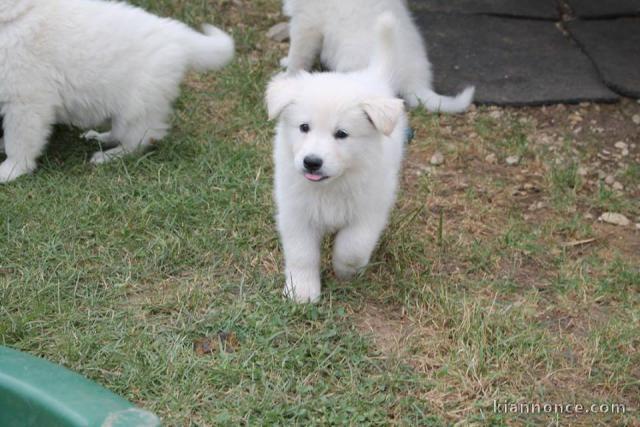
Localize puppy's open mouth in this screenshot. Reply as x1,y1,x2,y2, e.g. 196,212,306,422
304,173,330,182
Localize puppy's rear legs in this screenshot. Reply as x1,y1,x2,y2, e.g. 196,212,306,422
81,130,119,148
280,217,322,303
0,104,53,183
90,118,168,165
284,23,323,73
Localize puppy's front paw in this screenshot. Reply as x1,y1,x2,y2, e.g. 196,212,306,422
333,258,366,281
283,281,320,304
279,56,289,69
0,159,35,183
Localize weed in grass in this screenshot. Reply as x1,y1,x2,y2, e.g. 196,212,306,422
549,161,581,208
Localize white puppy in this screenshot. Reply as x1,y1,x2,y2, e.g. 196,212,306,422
282,0,474,113
267,13,408,303
0,0,234,183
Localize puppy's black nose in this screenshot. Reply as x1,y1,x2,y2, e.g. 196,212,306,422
303,155,323,172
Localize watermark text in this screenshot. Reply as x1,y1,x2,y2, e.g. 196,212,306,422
493,400,626,415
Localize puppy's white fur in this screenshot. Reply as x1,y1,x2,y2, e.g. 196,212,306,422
282,0,474,113
267,14,407,303
0,0,234,183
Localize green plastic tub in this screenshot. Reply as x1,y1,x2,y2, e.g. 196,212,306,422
0,346,160,427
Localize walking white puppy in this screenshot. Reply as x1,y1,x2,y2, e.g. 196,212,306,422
0,0,234,183
267,13,408,303
282,0,474,113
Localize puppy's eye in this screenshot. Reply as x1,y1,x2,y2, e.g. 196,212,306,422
299,123,310,133
334,130,349,139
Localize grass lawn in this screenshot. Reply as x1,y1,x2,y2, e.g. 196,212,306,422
1,0,638,425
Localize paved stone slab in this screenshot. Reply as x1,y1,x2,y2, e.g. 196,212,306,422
410,0,559,20
409,0,560,20
567,18,640,98
413,12,619,105
565,0,640,18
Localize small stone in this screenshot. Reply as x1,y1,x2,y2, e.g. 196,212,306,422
613,182,624,191
577,167,588,176
489,110,502,119
598,212,631,227
584,213,594,220
605,175,615,185
430,151,444,166
633,114,640,125
614,141,628,150
506,155,520,166
485,153,497,164
636,223,640,231
621,149,629,157
267,22,290,42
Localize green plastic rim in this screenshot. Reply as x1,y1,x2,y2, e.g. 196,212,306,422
0,346,160,427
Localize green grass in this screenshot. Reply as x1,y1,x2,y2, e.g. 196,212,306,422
1,1,639,425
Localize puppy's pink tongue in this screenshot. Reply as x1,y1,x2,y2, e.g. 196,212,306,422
304,173,324,182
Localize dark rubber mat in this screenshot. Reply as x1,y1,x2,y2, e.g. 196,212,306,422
413,13,619,105
565,0,640,18
567,18,640,97
409,0,559,20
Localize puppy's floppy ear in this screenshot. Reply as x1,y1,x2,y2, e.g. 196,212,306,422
361,98,405,136
266,73,299,120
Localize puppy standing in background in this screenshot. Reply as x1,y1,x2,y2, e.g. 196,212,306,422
267,13,407,303
0,0,234,183
282,0,475,113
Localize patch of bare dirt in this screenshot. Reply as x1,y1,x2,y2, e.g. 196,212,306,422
404,99,640,267
353,304,415,358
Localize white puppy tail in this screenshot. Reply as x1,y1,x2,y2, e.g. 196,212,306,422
187,24,235,72
416,86,475,114
369,12,397,82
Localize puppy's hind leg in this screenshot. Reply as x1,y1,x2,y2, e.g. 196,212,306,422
81,130,119,149
0,103,53,183
90,116,168,165
283,22,323,73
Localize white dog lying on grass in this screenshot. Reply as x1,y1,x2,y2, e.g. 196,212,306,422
0,0,234,183
282,0,474,114
267,13,408,303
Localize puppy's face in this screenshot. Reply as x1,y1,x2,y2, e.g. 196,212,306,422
267,73,404,183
